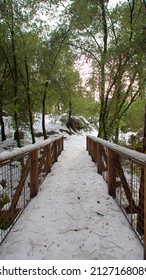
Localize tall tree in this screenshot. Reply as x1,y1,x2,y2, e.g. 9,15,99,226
0,27,8,141
61,0,145,141
0,0,60,144
0,1,22,146
18,31,42,143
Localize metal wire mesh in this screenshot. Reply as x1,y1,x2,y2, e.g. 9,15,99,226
0,136,64,244
86,135,145,248
114,157,144,244
38,146,48,185
0,155,30,244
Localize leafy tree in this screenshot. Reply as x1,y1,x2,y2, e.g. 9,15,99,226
121,98,145,133
38,28,72,139
17,31,43,143
0,0,61,144
1,0,145,144
0,0,35,145
59,0,145,141
37,26,86,135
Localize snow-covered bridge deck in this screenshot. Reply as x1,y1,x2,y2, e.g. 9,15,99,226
0,134,143,259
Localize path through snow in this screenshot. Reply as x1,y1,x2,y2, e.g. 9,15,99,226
0,134,143,259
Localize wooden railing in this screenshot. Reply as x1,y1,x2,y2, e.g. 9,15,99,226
86,135,146,260
0,136,64,244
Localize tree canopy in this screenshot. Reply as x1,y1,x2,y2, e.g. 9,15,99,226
0,0,145,145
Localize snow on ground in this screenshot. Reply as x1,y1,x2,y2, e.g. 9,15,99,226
0,114,95,153
0,133,143,260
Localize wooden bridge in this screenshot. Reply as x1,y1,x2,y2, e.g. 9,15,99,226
0,135,145,259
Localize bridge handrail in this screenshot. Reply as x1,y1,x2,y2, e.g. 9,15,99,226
0,136,61,163
87,135,146,260
0,135,64,244
88,135,146,165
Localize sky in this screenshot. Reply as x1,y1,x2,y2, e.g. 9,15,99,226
108,0,126,7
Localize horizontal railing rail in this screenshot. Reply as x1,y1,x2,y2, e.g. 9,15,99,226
0,136,64,244
86,135,146,260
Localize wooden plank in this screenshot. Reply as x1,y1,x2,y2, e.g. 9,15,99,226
0,208,21,230
97,143,102,174
46,143,51,173
56,139,59,157
108,149,116,197
58,137,63,155
30,150,38,198
91,139,93,159
61,136,64,152
58,138,61,156
92,141,97,163
96,143,107,174
86,136,89,151
88,138,92,156
10,155,31,210
116,156,138,213
137,168,144,236
53,140,58,163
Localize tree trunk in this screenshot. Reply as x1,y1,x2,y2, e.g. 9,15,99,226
68,100,72,124
10,3,21,147
0,85,6,141
66,101,72,130
14,112,21,147
42,91,47,140
25,61,35,144
98,1,108,139
42,81,48,140
0,109,6,141
29,104,35,144
114,123,120,144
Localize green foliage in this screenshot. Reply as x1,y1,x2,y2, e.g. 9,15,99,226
64,0,146,141
121,99,145,133
69,0,101,29
1,0,145,144
0,194,10,210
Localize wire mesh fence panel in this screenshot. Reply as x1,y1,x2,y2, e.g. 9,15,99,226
113,157,144,244
86,135,146,258
0,154,30,244
0,136,64,244
38,146,48,186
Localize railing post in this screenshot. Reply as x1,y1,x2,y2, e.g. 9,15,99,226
144,166,146,260
92,141,97,163
61,136,64,152
57,139,60,159
54,140,58,163
46,143,51,174
59,137,64,154
86,136,89,151
30,149,38,198
89,139,93,159
97,143,103,175
88,137,91,156
58,138,61,156
107,149,116,197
